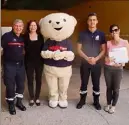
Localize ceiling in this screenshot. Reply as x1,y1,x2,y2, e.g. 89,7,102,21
2,0,86,10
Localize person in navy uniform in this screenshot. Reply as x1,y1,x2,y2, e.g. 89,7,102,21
1,19,26,115
76,13,106,110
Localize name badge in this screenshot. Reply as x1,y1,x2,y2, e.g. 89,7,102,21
13,38,17,41
95,35,99,40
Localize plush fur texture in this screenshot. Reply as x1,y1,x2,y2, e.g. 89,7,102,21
39,13,77,41
41,50,75,61
40,13,77,108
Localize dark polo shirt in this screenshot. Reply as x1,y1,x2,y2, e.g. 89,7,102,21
78,29,106,63
1,31,24,62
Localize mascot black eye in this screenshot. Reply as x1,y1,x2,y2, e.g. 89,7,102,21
63,19,66,22
49,20,52,23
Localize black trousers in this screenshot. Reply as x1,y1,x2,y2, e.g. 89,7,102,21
4,61,25,101
104,65,123,106
25,61,43,100
80,62,101,95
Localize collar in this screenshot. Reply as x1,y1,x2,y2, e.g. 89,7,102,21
11,31,22,38
87,29,98,34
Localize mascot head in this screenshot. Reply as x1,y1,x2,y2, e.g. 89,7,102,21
39,13,77,41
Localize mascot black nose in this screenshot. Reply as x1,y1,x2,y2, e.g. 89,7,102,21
56,22,60,24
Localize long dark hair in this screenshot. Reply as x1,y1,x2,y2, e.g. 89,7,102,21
25,20,40,34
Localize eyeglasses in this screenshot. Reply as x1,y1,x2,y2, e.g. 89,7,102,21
110,28,119,33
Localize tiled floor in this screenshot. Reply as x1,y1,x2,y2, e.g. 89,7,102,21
1,67,129,125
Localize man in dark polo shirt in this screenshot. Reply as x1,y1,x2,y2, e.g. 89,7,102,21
1,19,26,115
76,13,106,110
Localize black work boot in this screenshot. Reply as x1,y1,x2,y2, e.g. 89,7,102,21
7,100,16,115
93,93,101,110
76,93,87,109
16,98,26,111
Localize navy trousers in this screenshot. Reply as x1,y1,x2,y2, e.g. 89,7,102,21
80,62,101,96
4,61,25,101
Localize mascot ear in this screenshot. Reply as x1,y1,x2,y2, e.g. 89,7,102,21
70,16,77,26
39,18,43,27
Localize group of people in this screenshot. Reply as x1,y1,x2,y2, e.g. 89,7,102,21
1,12,129,115
76,13,129,114
1,19,44,115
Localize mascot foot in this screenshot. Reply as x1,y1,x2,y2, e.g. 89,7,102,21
49,100,58,108
59,100,68,108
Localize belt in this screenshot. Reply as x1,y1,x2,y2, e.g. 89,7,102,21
4,60,24,65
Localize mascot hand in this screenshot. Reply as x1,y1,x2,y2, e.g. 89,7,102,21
64,51,75,61
41,50,54,59
53,50,65,60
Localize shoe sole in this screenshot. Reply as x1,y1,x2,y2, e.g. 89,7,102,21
58,105,67,109
108,111,115,114
29,103,34,106
10,113,16,115
76,106,84,109
16,106,26,111
36,103,41,106
48,105,58,109
76,103,85,109
104,109,109,112
9,111,16,115
93,104,101,110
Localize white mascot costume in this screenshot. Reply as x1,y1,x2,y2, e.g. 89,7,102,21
40,13,77,108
